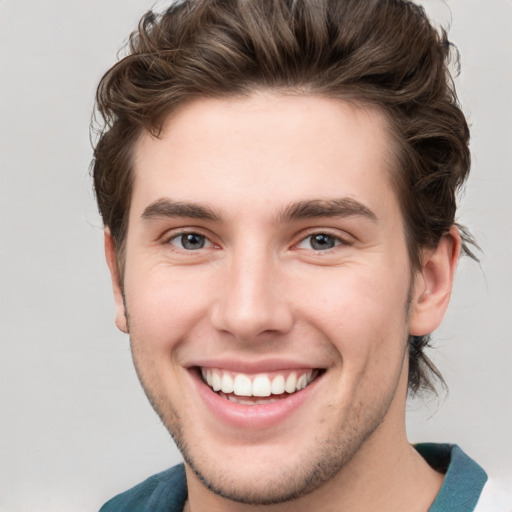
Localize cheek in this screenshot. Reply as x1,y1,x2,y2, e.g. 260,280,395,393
124,264,213,351
295,264,410,368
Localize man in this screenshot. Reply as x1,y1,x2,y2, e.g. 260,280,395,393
93,0,487,510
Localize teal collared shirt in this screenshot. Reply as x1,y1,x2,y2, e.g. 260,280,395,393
99,443,487,511
415,443,487,511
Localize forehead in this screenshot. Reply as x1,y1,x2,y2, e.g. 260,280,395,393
130,93,398,222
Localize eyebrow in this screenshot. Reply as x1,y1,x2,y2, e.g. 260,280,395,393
141,197,377,224
141,199,222,222
279,198,377,223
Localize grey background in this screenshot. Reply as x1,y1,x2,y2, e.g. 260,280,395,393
1,1,511,510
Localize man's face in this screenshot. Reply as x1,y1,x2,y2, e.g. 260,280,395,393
113,94,421,504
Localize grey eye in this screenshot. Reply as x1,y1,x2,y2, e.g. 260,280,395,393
171,233,207,250
309,233,336,250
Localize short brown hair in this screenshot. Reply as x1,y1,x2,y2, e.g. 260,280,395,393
92,0,476,395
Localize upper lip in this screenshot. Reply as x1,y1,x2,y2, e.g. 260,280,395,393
186,358,324,374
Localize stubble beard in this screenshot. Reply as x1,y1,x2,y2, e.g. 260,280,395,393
124,281,412,506
130,338,407,506
178,399,397,506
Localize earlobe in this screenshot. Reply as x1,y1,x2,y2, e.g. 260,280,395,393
104,229,129,334
409,225,461,336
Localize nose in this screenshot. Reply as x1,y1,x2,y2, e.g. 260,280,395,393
210,249,294,342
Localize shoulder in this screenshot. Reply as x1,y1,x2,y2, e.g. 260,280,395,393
99,463,187,512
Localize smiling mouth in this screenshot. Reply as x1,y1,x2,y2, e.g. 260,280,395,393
200,368,322,405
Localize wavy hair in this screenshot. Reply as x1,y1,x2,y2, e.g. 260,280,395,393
92,0,477,395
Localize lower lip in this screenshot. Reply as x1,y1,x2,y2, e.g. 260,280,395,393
191,370,321,430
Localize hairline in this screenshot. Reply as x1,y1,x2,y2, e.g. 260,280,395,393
112,89,423,280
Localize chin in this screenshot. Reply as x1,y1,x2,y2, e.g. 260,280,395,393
184,453,338,505
174,411,381,506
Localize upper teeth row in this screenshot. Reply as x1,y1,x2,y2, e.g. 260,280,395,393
201,369,316,397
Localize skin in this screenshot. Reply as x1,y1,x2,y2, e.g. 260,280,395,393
105,93,460,511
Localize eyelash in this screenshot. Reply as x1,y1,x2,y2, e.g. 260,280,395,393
296,231,348,251
164,229,350,253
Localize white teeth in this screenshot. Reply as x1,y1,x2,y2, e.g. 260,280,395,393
296,374,307,390
202,368,318,398
252,375,272,397
222,393,278,405
221,373,234,393
233,374,252,396
229,395,255,405
271,375,285,395
285,373,297,393
211,371,222,392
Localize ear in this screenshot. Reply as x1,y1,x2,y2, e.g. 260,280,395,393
409,225,461,336
104,229,129,334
